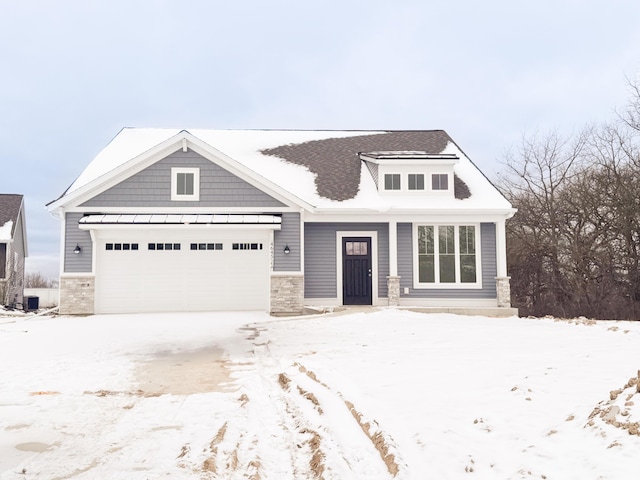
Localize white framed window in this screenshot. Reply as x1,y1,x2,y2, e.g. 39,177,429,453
171,167,200,201
431,173,449,191
408,173,425,190
384,173,401,190
413,224,481,288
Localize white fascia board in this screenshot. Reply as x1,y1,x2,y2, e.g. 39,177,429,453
184,133,316,213
304,209,516,223
366,158,460,167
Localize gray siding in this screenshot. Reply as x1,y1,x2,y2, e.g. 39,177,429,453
81,150,285,208
64,212,92,273
0,215,26,306
273,212,301,271
363,161,379,189
304,223,389,299
397,222,497,299
0,243,5,279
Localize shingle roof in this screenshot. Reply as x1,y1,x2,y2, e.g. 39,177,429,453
261,130,452,201
0,194,23,236
50,128,512,213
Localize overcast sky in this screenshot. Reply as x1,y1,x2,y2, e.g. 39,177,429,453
1,0,639,279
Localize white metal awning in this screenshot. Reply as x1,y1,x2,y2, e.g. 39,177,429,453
78,213,282,228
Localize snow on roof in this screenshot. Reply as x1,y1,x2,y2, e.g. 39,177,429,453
0,220,13,241
61,128,512,213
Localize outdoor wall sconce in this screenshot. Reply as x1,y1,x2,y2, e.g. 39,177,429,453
284,245,290,254
73,244,82,254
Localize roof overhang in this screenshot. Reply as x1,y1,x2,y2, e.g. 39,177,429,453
359,151,460,166
78,213,282,230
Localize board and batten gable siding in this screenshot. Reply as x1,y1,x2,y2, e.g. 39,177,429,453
397,222,497,298
273,212,300,272
304,223,389,299
64,212,92,273
81,150,285,208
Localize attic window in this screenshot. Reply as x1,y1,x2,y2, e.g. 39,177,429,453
171,167,200,201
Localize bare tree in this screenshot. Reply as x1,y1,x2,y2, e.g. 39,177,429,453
620,77,640,133
24,272,56,288
498,129,590,316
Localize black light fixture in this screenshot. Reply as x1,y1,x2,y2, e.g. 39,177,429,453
283,245,290,254
73,244,82,254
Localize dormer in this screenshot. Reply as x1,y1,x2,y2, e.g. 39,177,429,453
359,151,460,196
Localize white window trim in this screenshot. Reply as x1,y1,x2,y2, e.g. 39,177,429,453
412,223,482,289
171,167,200,201
430,173,450,192
383,173,401,191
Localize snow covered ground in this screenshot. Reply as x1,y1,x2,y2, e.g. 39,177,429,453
1,309,639,479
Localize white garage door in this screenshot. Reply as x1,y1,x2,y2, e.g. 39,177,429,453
94,229,271,313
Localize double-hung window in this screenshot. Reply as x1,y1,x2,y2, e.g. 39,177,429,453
415,224,479,286
171,167,200,201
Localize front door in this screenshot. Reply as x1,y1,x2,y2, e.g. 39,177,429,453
342,237,372,305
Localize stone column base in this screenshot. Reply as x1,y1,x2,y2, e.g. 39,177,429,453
59,275,95,315
270,273,304,316
387,276,401,306
496,276,512,308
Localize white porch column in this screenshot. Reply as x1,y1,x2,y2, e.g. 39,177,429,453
496,218,507,277
389,220,398,276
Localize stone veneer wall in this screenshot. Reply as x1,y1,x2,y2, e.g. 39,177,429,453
387,276,400,306
270,273,304,316
496,276,512,308
59,276,95,315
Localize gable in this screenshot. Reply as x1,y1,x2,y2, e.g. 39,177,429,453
81,149,286,208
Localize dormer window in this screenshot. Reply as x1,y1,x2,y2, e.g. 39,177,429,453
432,174,448,191
408,174,425,190
359,151,459,195
171,167,200,201
384,174,401,190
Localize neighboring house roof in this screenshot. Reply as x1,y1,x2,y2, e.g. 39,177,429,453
50,129,513,214
0,194,24,241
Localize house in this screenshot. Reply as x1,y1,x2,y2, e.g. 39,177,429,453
47,128,517,316
0,194,28,308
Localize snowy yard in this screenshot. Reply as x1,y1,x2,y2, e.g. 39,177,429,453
1,309,639,479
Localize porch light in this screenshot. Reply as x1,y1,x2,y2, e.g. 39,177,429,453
284,245,290,254
74,244,82,254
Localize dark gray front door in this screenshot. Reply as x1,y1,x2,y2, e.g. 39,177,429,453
342,237,372,305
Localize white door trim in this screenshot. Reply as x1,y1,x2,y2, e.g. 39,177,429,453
336,231,379,306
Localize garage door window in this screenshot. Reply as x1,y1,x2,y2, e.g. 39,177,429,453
190,243,223,251
232,243,263,250
148,243,181,251
106,243,138,251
